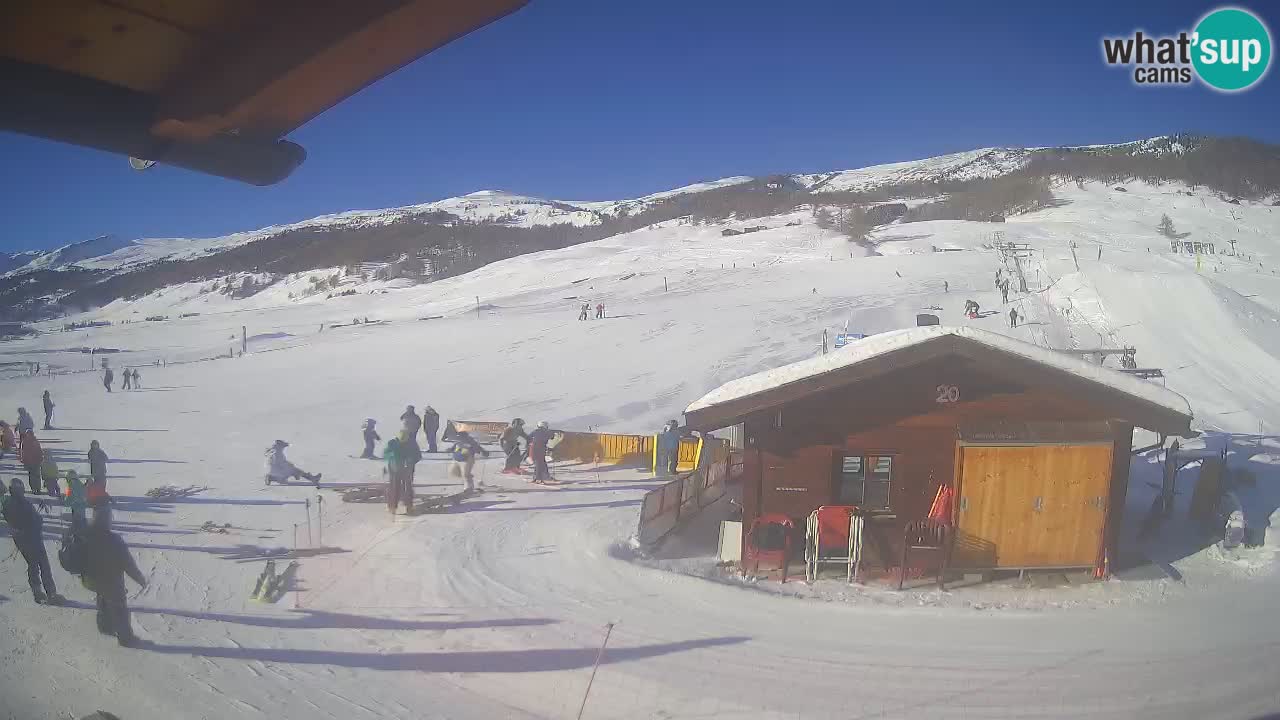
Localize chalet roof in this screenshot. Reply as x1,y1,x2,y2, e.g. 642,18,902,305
684,326,1193,435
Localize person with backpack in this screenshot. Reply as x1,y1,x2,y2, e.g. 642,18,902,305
361,419,380,459
499,418,528,475
422,406,441,453
88,439,109,488
3,479,62,605
42,390,54,430
83,505,147,647
382,435,408,514
19,429,44,494
449,431,489,492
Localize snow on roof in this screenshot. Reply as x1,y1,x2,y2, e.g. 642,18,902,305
685,325,1192,420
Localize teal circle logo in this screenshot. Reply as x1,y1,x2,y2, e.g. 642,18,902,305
1192,8,1272,91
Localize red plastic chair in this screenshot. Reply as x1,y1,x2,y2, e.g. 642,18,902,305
744,513,795,582
804,505,857,582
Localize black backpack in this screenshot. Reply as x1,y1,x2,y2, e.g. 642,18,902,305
58,528,88,575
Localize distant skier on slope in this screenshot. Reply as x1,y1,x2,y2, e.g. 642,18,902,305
499,418,528,475
2,479,62,605
102,366,113,393
1009,307,1020,328
263,440,321,486
578,303,590,321
422,405,440,453
121,368,132,390
84,505,147,647
1001,280,1009,304
361,419,380,459
41,390,54,430
449,431,489,492
132,368,142,388
595,302,605,319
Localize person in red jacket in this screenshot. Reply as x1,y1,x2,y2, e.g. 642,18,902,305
18,429,43,494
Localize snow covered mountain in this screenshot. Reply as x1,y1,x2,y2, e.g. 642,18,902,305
3,134,1277,321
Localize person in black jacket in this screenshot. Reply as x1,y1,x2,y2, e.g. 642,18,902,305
422,406,440,453
400,405,422,437
360,419,380,459
499,418,528,474
527,422,556,484
41,390,54,430
85,505,147,647
2,479,61,604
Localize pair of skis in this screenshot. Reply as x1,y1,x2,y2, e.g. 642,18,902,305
250,559,298,603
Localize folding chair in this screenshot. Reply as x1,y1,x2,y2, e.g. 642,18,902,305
898,520,951,591
804,505,856,582
744,513,795,582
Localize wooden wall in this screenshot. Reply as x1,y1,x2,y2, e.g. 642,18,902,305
739,352,1138,576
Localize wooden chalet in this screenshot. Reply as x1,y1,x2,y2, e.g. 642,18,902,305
683,326,1193,579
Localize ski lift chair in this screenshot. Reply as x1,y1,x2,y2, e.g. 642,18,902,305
898,519,952,591
804,505,857,583
745,513,796,582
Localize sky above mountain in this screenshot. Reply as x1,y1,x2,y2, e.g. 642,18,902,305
2,0,1278,252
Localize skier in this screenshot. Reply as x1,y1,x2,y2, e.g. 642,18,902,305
121,368,132,390
132,368,142,389
88,439,109,488
399,428,423,488
422,405,440,453
1009,307,1019,328
527,421,558,484
449,431,489,492
656,421,681,476
102,366,113,392
64,469,88,530
2,479,62,605
578,303,589,321
16,406,34,435
595,302,605,319
400,405,422,437
41,390,54,430
1001,281,1009,304
41,452,61,498
0,420,14,459
382,434,409,514
263,440,321,485
84,505,147,647
943,280,949,293
361,419,380,459
499,418,529,474
19,429,44,494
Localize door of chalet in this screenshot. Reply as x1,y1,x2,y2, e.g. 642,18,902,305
953,445,1112,569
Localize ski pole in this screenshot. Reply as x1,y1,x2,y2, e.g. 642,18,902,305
577,622,615,720
305,499,313,546
293,524,298,554
316,495,324,546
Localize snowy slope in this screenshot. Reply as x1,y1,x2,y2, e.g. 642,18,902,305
795,147,1031,193
3,175,1280,717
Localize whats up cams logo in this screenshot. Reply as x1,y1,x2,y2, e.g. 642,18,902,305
1103,7,1272,91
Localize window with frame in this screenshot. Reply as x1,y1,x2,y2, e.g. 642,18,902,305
835,454,893,511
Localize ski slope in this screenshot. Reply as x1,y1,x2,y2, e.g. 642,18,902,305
2,180,1280,719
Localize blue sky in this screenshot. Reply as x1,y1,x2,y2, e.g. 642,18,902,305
2,0,1277,252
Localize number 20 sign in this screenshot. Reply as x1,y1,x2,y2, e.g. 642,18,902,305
935,384,960,403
